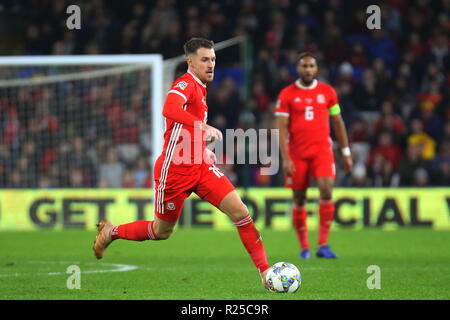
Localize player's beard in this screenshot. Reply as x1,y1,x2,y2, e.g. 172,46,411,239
206,71,214,82
301,76,314,86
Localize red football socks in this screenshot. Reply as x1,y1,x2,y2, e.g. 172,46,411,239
318,200,335,246
234,214,270,273
292,204,309,249
111,220,158,241
109,215,271,274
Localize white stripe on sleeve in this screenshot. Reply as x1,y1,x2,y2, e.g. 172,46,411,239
168,90,187,103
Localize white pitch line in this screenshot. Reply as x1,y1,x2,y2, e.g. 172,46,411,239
0,261,138,278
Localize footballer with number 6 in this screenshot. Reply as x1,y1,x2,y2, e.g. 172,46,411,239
275,53,353,259
93,38,271,287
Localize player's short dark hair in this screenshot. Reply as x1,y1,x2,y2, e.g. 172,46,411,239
298,52,318,64
184,38,214,56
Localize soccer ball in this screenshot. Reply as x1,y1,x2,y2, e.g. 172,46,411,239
265,262,301,293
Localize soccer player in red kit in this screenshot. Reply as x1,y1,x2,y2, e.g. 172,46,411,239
275,53,353,259
93,38,271,286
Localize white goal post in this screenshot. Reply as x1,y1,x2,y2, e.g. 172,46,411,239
0,54,164,173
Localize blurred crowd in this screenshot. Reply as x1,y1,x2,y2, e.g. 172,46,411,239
0,0,449,188
0,67,154,188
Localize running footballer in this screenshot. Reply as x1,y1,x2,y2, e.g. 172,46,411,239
93,38,271,286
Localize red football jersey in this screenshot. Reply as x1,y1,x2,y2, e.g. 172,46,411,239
163,71,208,166
275,79,338,157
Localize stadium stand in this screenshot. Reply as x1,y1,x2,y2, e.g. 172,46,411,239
0,0,448,188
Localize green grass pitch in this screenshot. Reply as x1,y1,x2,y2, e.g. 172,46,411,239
0,228,449,300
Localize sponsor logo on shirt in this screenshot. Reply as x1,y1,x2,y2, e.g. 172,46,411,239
175,81,188,90
305,98,313,103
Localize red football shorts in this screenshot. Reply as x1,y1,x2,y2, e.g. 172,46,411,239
285,146,336,190
154,159,235,223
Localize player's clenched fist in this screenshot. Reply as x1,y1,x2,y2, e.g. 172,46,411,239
342,155,353,174
199,122,223,142
283,157,296,176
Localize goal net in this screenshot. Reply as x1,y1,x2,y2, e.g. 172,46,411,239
0,55,163,188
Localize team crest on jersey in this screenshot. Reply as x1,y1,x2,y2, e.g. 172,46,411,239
167,202,176,210
175,81,188,90
317,94,325,103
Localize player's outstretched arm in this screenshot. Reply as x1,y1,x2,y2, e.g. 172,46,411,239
331,114,353,174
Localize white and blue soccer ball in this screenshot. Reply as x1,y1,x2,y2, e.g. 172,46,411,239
265,262,301,293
